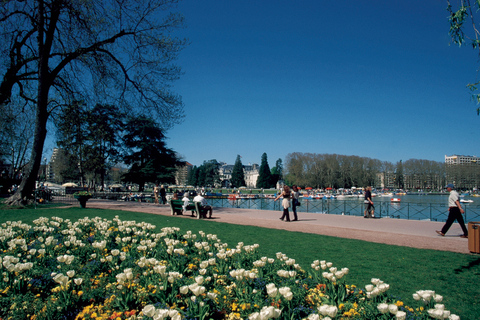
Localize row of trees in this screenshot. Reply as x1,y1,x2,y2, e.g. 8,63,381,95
283,152,459,190
185,153,283,189
53,103,183,191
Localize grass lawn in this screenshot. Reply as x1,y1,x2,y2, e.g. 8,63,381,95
0,203,479,319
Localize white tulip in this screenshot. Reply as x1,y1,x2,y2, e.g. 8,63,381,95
326,305,337,317
307,314,320,320
377,303,389,314
179,285,188,295
395,310,406,320
142,304,156,317
388,304,398,315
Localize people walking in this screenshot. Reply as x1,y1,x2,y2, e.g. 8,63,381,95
291,185,300,221
436,184,468,238
160,185,167,204
364,186,375,218
153,184,160,204
274,185,292,222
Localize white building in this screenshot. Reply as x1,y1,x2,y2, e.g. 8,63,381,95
445,154,480,165
219,163,259,188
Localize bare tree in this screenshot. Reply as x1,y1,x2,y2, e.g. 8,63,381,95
0,0,186,205
0,99,35,179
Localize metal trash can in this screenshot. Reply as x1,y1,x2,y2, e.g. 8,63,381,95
468,222,480,253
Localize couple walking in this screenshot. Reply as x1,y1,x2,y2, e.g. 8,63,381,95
274,185,300,222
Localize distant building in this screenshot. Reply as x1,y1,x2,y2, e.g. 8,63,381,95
46,148,60,181
445,155,480,189
219,163,259,188
244,163,259,188
445,154,480,165
175,162,193,186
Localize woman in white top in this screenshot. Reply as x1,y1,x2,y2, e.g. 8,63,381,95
274,185,292,222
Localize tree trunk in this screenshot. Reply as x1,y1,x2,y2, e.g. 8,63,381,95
5,0,51,207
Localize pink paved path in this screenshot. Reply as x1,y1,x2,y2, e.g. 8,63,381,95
85,199,475,254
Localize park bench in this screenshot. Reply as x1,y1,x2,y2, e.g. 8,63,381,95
169,199,209,219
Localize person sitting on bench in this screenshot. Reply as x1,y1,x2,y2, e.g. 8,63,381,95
193,193,213,218
182,193,192,215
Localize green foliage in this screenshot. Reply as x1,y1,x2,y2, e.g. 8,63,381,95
83,104,124,187
187,165,199,186
55,103,124,186
256,153,274,188
122,116,183,190
231,155,246,188
447,0,480,111
270,158,283,186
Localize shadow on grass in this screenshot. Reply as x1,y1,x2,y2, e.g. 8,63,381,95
454,257,480,274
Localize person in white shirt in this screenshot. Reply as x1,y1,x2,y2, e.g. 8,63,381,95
182,193,192,215
193,194,213,218
436,184,468,238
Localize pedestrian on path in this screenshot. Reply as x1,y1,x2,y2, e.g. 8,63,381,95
275,185,292,222
364,186,375,218
291,185,300,221
153,184,160,204
436,184,468,238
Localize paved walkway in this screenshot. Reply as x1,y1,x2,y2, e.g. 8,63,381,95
84,199,475,254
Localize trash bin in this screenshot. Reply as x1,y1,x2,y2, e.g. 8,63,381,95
468,222,480,253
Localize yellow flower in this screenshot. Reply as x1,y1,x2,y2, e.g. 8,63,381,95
395,300,404,307
240,303,250,310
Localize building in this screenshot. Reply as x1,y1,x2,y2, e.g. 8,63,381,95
445,154,480,190
218,163,259,188
46,148,60,182
244,163,260,188
175,162,193,186
445,154,480,165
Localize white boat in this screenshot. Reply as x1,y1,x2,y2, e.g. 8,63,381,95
460,199,474,203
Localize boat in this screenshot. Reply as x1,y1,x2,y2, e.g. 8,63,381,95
460,199,474,203
390,198,401,203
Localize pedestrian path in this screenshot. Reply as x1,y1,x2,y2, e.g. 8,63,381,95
86,199,473,254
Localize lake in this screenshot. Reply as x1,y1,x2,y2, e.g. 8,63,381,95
206,194,480,223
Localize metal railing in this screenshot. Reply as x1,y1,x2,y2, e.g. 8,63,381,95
204,198,480,223
48,191,480,223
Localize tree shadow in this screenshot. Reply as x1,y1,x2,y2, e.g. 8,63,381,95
454,256,480,274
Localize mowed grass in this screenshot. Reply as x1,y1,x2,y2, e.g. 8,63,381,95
0,203,479,319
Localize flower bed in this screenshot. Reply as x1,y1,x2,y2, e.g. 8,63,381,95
0,216,459,320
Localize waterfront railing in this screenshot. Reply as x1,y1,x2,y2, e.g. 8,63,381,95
48,191,480,223
206,197,480,223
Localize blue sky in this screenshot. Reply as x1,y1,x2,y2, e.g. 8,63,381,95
164,0,479,167
165,0,480,168
41,1,478,168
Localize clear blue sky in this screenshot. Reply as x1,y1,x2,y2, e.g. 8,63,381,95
38,1,476,168
164,0,479,168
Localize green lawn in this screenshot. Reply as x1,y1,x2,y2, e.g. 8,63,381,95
1,203,479,319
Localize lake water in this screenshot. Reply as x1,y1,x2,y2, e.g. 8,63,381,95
206,194,480,223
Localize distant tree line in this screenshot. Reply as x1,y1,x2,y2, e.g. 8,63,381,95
186,153,283,189
283,152,461,190
54,102,183,191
